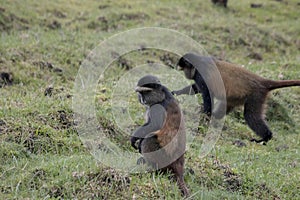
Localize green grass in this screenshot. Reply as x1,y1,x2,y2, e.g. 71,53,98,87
1,0,300,199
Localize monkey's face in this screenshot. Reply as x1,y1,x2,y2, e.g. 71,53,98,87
177,58,196,79
136,84,166,106
135,75,167,106
183,66,196,80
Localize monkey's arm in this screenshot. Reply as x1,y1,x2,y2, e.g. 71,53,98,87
131,104,166,149
172,84,202,95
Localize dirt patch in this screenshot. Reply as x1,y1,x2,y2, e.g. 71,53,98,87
49,110,74,130
117,12,149,21
69,168,131,199
47,20,61,29
0,119,6,134
33,61,54,70
97,116,130,149
251,3,263,8
48,9,67,18
29,168,48,189
98,4,110,9
275,144,289,152
223,168,243,192
22,130,52,154
87,169,130,185
212,160,243,192
48,186,64,199
211,0,228,7
88,12,149,31
98,16,109,27
57,110,72,128
1,122,56,154
159,53,179,68
0,119,5,126
0,7,29,32
117,57,133,70
255,183,281,200
87,16,117,31
247,52,263,60
110,51,134,70
44,86,70,98
211,159,281,198
32,61,63,73
0,72,13,87
44,86,54,96
1,110,76,154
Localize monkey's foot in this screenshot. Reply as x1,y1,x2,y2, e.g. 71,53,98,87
250,138,267,145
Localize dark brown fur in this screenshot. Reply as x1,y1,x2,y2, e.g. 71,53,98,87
214,60,300,113
174,53,300,143
211,0,228,7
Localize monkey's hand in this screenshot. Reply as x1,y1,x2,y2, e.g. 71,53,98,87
131,104,165,150
130,136,140,150
171,84,200,96
171,90,180,95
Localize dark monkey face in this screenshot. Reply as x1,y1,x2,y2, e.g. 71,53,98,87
177,57,196,80
137,88,166,106
135,75,166,106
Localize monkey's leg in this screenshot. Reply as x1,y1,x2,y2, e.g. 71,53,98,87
170,155,190,197
138,139,144,153
211,100,227,119
136,139,147,165
244,94,273,143
172,84,201,95
202,88,213,115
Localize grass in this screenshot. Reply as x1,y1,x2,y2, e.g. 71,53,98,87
0,0,299,199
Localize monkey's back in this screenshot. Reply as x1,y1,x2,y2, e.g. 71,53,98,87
215,60,267,102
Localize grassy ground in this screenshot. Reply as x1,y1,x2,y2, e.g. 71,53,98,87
0,0,299,199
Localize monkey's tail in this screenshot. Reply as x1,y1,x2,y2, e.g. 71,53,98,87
266,80,300,91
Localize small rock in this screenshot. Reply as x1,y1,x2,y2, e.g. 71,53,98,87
48,20,61,29
233,140,246,147
0,72,13,87
275,144,289,152
44,86,54,96
0,119,6,126
251,3,263,8
53,67,63,73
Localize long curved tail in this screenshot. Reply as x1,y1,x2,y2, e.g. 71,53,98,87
266,80,300,90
